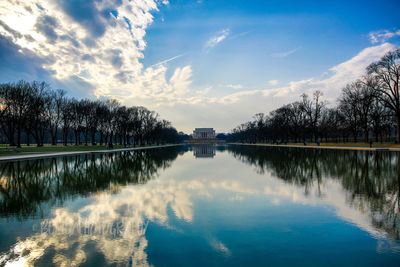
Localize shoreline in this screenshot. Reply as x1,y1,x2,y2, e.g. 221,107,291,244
228,143,400,151
0,144,182,162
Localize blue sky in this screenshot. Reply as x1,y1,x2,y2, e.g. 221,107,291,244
0,0,399,132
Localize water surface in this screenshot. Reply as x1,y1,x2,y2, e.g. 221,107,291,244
0,145,399,266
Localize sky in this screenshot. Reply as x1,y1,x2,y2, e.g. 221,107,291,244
0,0,399,133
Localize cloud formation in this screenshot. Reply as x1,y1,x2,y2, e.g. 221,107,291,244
0,0,194,101
368,29,400,44
205,28,230,51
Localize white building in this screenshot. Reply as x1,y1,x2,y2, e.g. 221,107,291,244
192,128,215,139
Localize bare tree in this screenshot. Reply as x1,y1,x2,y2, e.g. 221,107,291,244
47,89,66,145
105,99,120,148
0,81,31,147
367,49,400,142
28,81,51,147
61,98,74,146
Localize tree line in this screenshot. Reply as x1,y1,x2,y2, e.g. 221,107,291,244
0,80,187,147
228,49,400,143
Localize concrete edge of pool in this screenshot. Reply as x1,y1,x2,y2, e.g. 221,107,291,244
0,144,184,162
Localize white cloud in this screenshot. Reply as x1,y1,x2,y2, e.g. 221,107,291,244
0,0,190,101
169,66,192,95
205,28,230,51
268,80,279,85
271,47,300,57
226,43,394,104
368,29,400,44
227,84,243,89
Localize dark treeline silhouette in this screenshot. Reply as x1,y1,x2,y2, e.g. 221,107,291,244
0,146,186,219
228,145,400,240
0,80,188,147
229,49,400,143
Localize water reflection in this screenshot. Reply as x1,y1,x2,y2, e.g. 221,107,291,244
192,144,216,158
228,145,400,240
0,147,186,266
0,145,399,266
0,147,185,219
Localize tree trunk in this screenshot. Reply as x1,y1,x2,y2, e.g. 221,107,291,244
397,116,400,143
74,130,78,145
40,128,45,147
85,130,88,146
7,122,16,146
104,134,109,146
51,128,57,145
63,127,69,146
16,125,22,148
33,129,40,147
26,130,30,146
108,132,113,148
91,131,96,145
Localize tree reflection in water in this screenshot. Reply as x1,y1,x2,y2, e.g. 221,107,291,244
228,145,400,240
0,147,186,266
0,145,399,265
0,146,185,219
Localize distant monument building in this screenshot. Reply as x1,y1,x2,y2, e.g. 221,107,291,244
185,127,223,144
192,128,215,139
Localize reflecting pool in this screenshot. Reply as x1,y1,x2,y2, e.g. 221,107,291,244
0,145,399,266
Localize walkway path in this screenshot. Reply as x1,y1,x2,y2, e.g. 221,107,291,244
0,144,182,162
229,143,400,151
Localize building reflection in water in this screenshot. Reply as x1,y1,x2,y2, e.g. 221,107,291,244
192,144,216,158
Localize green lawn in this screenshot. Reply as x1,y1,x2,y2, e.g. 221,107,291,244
287,142,400,148
231,142,400,149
